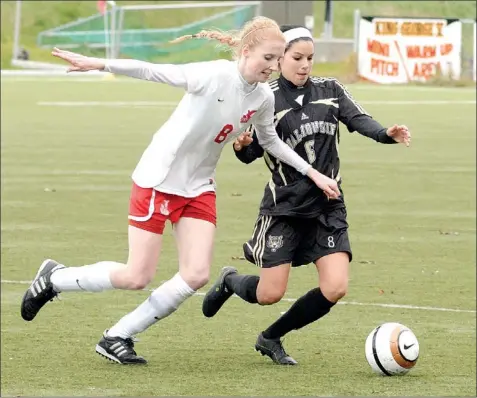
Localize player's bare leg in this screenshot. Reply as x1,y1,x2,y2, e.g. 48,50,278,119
174,217,215,290
109,226,163,289
96,218,215,364
256,264,290,305
316,252,349,303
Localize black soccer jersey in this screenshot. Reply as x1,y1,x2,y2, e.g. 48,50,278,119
235,75,396,218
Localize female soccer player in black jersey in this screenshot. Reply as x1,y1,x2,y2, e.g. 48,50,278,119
202,25,411,365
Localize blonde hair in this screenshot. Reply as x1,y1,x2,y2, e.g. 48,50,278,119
169,16,285,58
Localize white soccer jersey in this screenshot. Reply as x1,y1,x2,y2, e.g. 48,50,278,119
104,58,311,197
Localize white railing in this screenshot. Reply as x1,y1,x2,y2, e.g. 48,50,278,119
10,1,262,69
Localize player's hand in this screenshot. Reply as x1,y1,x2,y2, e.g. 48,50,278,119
233,130,254,151
307,168,341,200
52,47,105,72
387,124,411,147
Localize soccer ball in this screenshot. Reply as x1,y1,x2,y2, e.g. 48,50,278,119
365,322,419,376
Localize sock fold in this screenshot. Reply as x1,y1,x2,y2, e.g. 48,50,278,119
107,273,195,339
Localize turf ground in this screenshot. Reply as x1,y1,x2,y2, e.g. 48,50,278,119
1,76,476,396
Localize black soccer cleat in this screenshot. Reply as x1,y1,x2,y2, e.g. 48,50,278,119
95,330,147,365
202,266,237,318
21,259,65,321
255,333,298,365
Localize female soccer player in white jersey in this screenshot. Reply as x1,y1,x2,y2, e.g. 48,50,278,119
20,17,342,365
202,25,411,365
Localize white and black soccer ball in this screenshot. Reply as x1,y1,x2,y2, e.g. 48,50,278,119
365,322,419,376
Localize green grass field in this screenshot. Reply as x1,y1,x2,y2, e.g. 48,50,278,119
1,76,476,396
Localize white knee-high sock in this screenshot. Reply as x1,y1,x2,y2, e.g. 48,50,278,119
107,273,195,339
50,261,124,292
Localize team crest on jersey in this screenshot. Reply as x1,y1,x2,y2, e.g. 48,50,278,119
267,235,284,252
240,110,257,123
160,200,170,216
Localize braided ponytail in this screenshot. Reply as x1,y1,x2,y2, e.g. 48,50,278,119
170,16,284,58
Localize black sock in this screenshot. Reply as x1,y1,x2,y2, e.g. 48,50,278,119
262,288,335,340
224,274,259,304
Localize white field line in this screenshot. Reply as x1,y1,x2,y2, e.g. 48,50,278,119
348,85,477,92
37,101,177,107
37,100,476,107
2,78,141,83
360,100,475,105
2,279,475,314
3,77,476,91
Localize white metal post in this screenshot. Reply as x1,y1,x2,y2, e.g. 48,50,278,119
12,0,22,62
116,7,125,59
353,9,361,53
473,21,476,82
109,1,117,58
110,8,115,58
256,0,262,17
103,9,110,59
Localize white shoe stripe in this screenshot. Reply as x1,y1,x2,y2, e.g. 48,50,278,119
39,277,46,290
116,349,127,357
110,342,121,350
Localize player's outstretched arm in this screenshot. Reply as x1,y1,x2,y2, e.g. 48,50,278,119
347,115,411,147
333,78,411,147
233,128,264,164
51,47,203,92
51,47,105,72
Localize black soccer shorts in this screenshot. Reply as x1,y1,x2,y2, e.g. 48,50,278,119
243,207,352,268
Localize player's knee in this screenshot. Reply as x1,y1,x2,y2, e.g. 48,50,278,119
121,266,155,290
181,267,210,290
126,275,152,290
333,285,348,301
321,280,348,302
257,288,285,305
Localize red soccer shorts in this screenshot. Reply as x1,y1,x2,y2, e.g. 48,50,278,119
128,183,216,234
